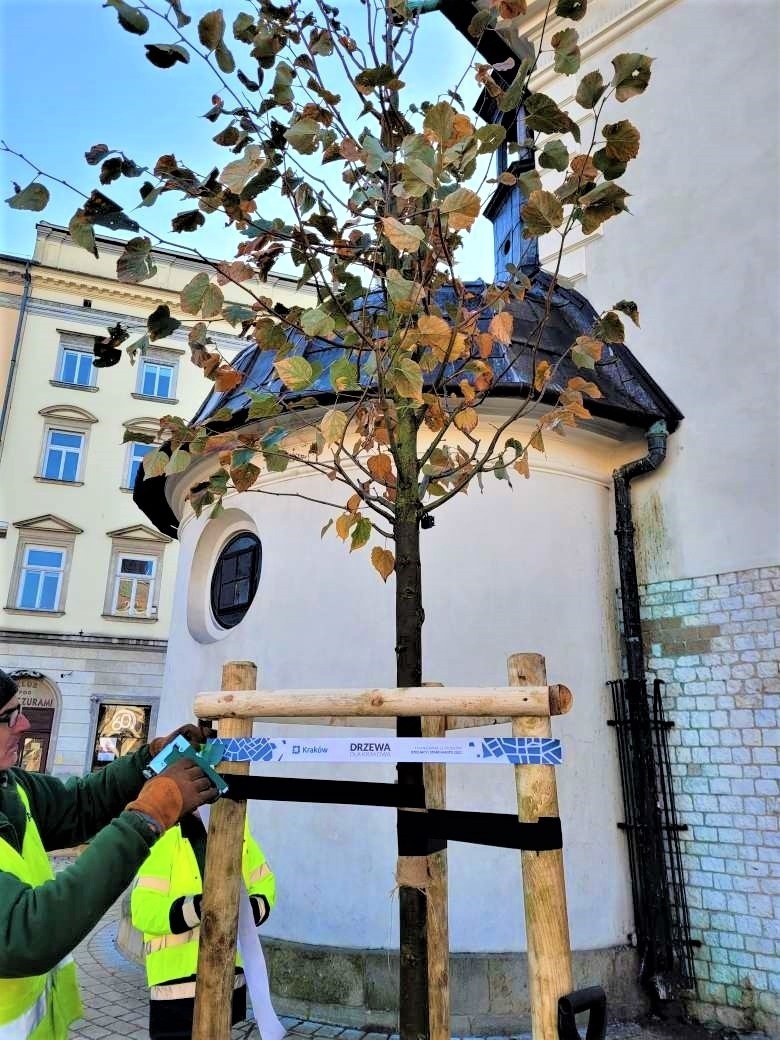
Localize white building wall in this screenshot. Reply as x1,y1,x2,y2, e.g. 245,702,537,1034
159,426,636,953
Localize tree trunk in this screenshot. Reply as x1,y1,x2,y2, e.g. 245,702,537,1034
394,404,429,1040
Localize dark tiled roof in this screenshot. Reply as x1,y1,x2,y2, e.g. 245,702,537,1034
135,268,682,538
190,269,683,433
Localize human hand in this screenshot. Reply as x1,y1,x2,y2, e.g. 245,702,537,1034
127,759,218,832
148,721,216,758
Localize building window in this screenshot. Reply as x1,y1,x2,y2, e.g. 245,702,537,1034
124,441,154,489
91,702,152,771
138,359,175,400
103,525,170,622
57,347,95,388
16,546,66,611
42,429,84,482
210,533,262,629
110,554,157,617
6,515,81,616
37,405,97,485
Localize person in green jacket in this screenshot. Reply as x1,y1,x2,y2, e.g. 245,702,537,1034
131,812,276,1038
0,667,220,1039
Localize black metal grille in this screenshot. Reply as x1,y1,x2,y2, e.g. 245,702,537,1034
608,677,698,997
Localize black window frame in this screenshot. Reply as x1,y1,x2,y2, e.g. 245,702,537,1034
210,532,262,629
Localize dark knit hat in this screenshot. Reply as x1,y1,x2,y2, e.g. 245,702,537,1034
0,669,18,711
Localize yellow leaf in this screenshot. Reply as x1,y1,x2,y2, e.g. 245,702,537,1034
381,216,426,253
534,360,551,392
489,311,514,345
371,546,395,582
440,187,481,231
336,512,356,540
320,408,348,444
459,379,476,402
454,407,478,434
418,314,451,351
367,453,394,485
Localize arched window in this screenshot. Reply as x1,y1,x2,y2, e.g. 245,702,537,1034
210,533,262,629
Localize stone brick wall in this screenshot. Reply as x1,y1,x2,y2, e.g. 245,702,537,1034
639,566,779,1033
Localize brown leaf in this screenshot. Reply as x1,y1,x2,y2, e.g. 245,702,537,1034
216,260,256,285
367,453,395,485
567,376,603,398
570,153,599,181
346,493,361,513
214,366,245,392
513,453,530,478
230,462,260,492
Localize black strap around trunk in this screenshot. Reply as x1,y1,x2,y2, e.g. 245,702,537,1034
224,775,561,851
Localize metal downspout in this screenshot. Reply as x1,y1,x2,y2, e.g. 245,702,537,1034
612,420,681,1008
0,261,32,463
613,420,669,686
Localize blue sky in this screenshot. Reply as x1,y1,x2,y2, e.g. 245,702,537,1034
0,0,496,277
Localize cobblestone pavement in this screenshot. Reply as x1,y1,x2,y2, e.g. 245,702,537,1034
70,903,768,1040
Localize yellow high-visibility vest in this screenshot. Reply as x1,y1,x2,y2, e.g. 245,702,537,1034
0,786,82,1039
131,820,275,990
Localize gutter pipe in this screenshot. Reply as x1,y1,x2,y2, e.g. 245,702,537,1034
612,420,680,1008
0,260,33,463
613,419,669,685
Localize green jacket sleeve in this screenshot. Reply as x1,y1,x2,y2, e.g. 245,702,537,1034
17,747,151,851
0,809,158,978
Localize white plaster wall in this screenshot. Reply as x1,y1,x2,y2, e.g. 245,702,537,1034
159,434,635,953
533,0,780,582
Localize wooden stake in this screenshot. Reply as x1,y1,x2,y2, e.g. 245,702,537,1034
509,653,573,1040
422,691,449,1040
192,662,256,1040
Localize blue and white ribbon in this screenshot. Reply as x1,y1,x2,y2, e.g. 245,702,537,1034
212,735,562,766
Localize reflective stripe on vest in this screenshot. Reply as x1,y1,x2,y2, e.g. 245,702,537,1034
0,785,83,1038
150,973,244,1001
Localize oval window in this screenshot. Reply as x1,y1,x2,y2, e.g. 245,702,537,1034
210,532,262,629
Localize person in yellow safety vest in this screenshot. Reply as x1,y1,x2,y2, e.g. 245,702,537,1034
131,811,275,1039
0,667,220,1040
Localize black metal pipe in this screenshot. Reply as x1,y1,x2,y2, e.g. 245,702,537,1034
613,420,669,685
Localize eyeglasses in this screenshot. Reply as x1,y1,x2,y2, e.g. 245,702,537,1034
0,706,22,728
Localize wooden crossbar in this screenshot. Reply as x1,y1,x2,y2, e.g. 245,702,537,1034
194,683,572,720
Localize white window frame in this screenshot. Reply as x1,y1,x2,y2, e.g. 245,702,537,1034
56,345,96,389
6,518,81,617
52,332,99,392
135,355,179,401
109,554,158,618
42,428,85,483
103,530,169,622
36,406,97,486
16,545,66,612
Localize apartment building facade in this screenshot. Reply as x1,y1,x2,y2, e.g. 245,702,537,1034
0,221,308,775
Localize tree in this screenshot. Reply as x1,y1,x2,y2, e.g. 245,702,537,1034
4,1,651,1034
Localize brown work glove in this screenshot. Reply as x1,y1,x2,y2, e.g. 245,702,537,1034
126,758,218,833
148,721,216,758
